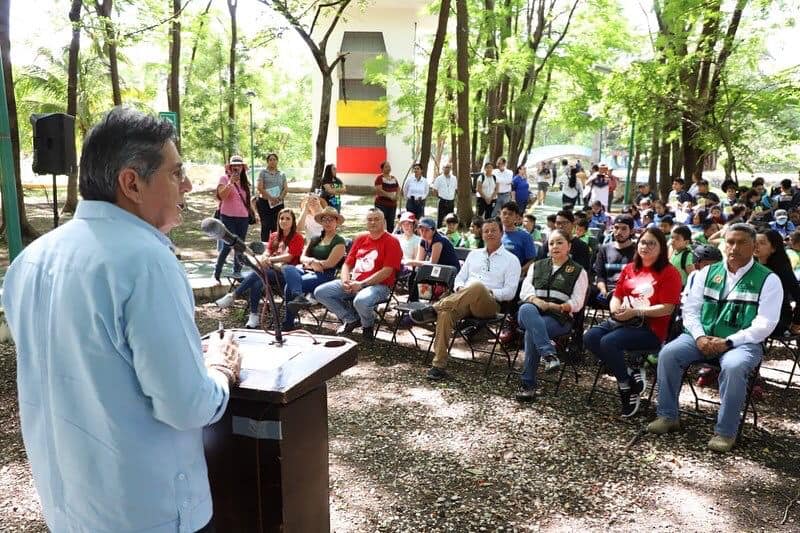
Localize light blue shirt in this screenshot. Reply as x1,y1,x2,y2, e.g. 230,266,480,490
2,201,229,533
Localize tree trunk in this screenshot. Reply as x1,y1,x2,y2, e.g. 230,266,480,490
630,146,641,184
63,0,82,214
470,88,481,170
0,0,37,239
648,124,660,187
226,0,237,156
445,66,457,176
455,0,472,220
418,0,450,174
313,73,334,190
94,1,121,105
184,0,214,99
658,136,670,193
670,139,682,179
168,0,181,152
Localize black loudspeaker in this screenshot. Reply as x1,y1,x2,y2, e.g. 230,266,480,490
31,113,77,176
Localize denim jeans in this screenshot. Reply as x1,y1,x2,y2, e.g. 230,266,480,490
281,265,334,326
656,333,762,437
492,192,511,217
518,303,573,388
214,214,250,277
234,269,279,313
313,280,390,328
583,322,662,383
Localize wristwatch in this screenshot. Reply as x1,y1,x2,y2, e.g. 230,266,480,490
725,339,734,350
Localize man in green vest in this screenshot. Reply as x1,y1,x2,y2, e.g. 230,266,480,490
646,224,783,452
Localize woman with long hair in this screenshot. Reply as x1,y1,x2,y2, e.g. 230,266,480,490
214,155,254,282
255,153,288,241
559,166,583,209
320,163,345,212
514,229,588,402
755,229,800,336
584,227,682,417
215,208,304,329
375,161,399,232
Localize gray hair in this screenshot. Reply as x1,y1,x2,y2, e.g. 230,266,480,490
366,207,385,220
726,222,756,241
79,106,176,202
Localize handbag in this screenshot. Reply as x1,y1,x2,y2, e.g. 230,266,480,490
600,316,644,330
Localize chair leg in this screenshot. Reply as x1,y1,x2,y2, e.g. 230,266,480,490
586,363,604,404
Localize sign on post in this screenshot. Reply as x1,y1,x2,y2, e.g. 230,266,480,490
158,111,180,138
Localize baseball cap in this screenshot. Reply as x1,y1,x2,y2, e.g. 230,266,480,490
614,214,634,229
418,217,437,230
400,212,417,224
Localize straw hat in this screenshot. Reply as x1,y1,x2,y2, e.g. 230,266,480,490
314,206,345,225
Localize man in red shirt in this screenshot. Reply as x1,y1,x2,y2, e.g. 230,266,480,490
314,208,402,340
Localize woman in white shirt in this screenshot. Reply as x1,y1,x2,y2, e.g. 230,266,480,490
492,157,514,217
395,211,421,260
403,163,429,220
476,161,497,219
559,166,584,209
297,192,325,241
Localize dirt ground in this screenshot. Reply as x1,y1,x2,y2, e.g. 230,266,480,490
1,192,800,532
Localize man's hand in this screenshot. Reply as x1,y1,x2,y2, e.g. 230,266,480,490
696,336,727,357
205,331,242,385
526,296,548,309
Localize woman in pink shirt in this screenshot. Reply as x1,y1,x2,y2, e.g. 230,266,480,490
214,155,255,282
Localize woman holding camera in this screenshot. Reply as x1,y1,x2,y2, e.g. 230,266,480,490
214,155,255,282
583,227,682,417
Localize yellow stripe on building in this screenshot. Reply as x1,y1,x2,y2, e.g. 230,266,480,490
336,100,388,128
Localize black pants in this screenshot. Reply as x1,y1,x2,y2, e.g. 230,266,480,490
476,197,495,220
437,198,455,228
562,194,579,209
255,198,283,241
405,197,426,220
375,204,396,233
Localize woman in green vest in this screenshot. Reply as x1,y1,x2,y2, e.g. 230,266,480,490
515,229,589,402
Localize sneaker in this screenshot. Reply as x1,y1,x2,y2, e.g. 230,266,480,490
646,417,681,434
245,313,260,329
426,366,448,381
410,305,437,324
231,271,244,281
619,377,643,418
215,293,235,309
286,296,313,314
515,385,537,403
362,326,374,342
542,355,561,372
707,434,736,453
632,367,646,394
336,321,359,334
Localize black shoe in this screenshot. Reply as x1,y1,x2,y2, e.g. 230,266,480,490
630,367,645,396
336,321,359,334
426,367,448,381
515,385,537,403
410,305,437,324
362,326,374,342
286,296,313,314
619,381,642,418
231,271,244,281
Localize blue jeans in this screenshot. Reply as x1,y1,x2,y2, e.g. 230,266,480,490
518,304,573,388
281,265,334,326
235,269,279,313
584,322,662,383
656,333,762,438
492,192,511,217
313,280,390,328
214,214,250,277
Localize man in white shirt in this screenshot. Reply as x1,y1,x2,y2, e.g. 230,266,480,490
410,218,522,380
431,163,458,228
403,163,429,220
647,223,782,452
491,157,514,217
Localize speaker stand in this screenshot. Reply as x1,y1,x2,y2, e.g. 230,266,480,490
51,173,59,228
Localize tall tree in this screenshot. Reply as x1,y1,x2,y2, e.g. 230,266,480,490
93,0,122,106
168,0,182,152
260,0,351,188
454,0,472,218
184,0,214,99
0,0,37,239
63,0,83,214
226,0,237,160
418,0,451,174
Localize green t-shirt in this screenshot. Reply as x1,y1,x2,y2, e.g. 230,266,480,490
444,230,462,247
530,229,543,243
460,233,483,249
307,234,346,273
670,247,694,285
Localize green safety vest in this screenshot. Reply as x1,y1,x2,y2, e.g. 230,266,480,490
531,257,583,325
700,261,771,338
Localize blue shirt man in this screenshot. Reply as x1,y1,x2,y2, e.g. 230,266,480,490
2,108,238,532
499,201,537,270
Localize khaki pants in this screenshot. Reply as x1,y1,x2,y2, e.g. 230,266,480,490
432,283,500,368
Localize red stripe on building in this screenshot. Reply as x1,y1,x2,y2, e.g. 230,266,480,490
336,146,388,174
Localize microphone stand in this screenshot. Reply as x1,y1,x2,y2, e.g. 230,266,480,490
236,250,284,346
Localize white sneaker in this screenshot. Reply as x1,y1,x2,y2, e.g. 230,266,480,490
215,293,234,309
245,313,260,329
542,355,561,372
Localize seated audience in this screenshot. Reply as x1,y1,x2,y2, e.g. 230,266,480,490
441,213,462,247
459,216,485,249
515,229,588,401
314,208,402,341
538,210,592,274
589,215,636,308
409,218,521,380
754,229,800,336
584,228,682,417
769,209,795,238
395,212,421,261
500,201,538,272
669,225,695,285
588,200,612,231
648,224,782,452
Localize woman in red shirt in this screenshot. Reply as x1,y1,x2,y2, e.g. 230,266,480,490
216,208,304,328
584,227,682,417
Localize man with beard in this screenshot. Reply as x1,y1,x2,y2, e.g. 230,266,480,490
589,214,637,308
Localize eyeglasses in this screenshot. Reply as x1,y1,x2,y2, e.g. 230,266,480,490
639,239,659,248
320,216,336,222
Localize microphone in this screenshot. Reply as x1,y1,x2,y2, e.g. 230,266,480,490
201,218,262,254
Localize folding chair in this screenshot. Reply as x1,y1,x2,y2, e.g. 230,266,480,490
454,247,471,263
444,300,517,377
762,333,800,392
390,264,458,351
505,324,583,395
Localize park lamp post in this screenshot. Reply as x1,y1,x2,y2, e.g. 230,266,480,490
245,90,256,175
624,117,636,206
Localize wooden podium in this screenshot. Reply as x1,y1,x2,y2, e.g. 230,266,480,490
202,329,357,532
